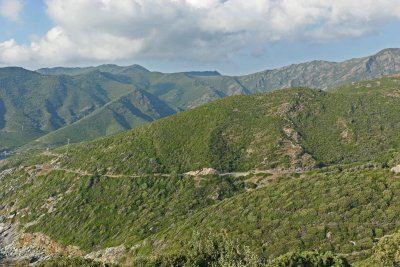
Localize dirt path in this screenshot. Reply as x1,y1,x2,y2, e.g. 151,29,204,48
37,151,305,180
44,166,305,179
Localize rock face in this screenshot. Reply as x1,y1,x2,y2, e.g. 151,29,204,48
0,222,44,265
0,222,83,265
391,165,400,173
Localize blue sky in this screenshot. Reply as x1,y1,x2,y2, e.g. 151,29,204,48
0,0,399,75
0,0,51,43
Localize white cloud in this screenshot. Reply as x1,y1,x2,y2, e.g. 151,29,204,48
1,0,400,68
0,0,23,22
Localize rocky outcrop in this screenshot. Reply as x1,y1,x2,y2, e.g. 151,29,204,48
0,222,45,265
0,222,83,265
85,245,126,265
391,165,400,173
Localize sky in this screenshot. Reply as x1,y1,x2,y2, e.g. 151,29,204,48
0,0,400,75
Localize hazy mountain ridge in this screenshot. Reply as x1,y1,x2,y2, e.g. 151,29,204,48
238,48,400,91
36,64,150,76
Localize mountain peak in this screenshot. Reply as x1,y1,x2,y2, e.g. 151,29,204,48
126,64,149,73
184,71,221,77
0,67,40,78
376,48,400,55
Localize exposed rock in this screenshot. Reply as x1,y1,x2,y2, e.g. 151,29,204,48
85,245,126,265
384,89,400,98
0,168,15,181
0,222,44,264
0,223,82,265
391,165,400,173
16,232,82,256
336,118,353,144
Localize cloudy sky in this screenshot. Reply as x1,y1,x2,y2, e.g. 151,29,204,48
0,0,400,75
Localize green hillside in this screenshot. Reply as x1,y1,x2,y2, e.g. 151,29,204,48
34,89,175,146
58,76,400,175
3,77,400,265
0,68,135,150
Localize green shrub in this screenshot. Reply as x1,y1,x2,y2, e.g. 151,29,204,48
36,256,118,267
373,232,400,266
132,232,259,267
268,251,351,267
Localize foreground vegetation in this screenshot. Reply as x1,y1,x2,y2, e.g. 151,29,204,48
2,163,400,265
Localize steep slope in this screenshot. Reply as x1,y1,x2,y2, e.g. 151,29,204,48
34,89,176,146
59,88,317,175
57,77,400,176
25,71,244,148
155,168,400,260
0,68,137,150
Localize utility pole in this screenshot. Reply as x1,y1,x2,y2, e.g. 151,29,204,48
66,138,70,155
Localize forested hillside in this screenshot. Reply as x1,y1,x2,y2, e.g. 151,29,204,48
3,76,400,266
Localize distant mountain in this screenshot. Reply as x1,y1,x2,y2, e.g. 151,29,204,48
184,71,222,76
238,48,400,91
0,68,138,150
35,89,175,146
1,48,400,150
36,64,150,76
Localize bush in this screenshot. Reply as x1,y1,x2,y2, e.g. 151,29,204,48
373,232,400,266
36,256,119,267
268,251,351,267
132,232,259,267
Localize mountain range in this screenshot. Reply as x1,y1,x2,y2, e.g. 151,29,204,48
1,48,400,151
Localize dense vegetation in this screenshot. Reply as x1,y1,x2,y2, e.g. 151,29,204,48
60,88,302,174
35,257,119,267
0,169,245,252
4,75,400,265
372,230,400,266
58,75,400,175
131,232,350,267
2,162,400,265
155,167,400,259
